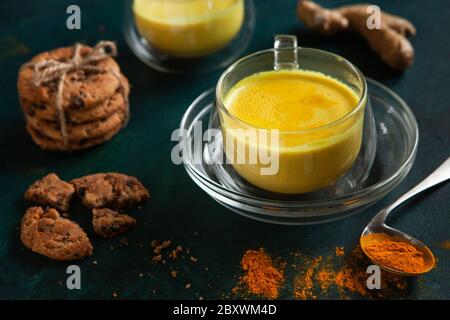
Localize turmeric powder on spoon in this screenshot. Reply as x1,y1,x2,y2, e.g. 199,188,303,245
360,233,431,274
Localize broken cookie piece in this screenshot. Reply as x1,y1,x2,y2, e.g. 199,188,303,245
24,173,75,212
92,208,136,238
20,206,93,261
71,173,149,210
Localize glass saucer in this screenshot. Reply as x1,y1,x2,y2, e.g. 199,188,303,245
180,79,418,225
123,0,255,74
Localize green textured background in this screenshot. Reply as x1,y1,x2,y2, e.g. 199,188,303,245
0,0,449,299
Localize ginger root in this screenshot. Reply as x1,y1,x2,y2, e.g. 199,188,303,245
297,0,416,71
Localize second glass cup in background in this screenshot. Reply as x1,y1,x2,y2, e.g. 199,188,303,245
124,0,255,73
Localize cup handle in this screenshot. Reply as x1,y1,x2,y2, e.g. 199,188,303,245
274,35,299,71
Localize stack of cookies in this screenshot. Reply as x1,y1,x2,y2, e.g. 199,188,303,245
17,42,130,151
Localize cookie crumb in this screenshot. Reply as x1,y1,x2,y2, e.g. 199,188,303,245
171,271,178,278
112,291,119,298
152,255,163,263
161,240,172,248
138,273,144,277
169,246,183,259
335,246,345,257
190,256,198,263
151,240,160,248
92,260,98,265
154,245,163,254
120,238,129,247
185,283,191,289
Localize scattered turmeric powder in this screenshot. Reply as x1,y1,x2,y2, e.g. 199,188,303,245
316,269,334,292
335,267,368,297
292,246,408,300
440,240,450,250
334,246,408,298
360,233,431,274
233,248,284,299
293,256,322,300
234,245,410,300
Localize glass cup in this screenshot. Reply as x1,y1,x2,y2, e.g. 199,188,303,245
216,35,368,194
124,0,255,73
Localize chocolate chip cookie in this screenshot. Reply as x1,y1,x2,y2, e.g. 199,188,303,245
21,80,129,124
21,206,93,261
92,208,136,238
26,121,124,151
24,173,75,211
18,45,122,111
71,173,149,210
26,108,128,141
18,42,131,152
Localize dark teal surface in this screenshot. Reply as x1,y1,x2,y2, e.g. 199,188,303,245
0,0,449,299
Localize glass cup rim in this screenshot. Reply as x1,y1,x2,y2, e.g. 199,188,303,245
215,47,368,134
135,0,242,4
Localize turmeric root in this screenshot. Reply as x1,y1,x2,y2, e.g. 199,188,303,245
297,0,416,71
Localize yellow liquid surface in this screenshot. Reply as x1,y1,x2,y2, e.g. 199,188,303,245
133,0,244,58
222,70,364,194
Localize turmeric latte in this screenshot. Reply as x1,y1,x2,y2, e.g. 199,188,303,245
222,70,364,194
133,0,244,58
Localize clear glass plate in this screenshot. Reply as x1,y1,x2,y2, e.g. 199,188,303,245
123,0,255,74
180,78,418,225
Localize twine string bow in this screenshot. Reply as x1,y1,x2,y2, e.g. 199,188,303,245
24,41,127,149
